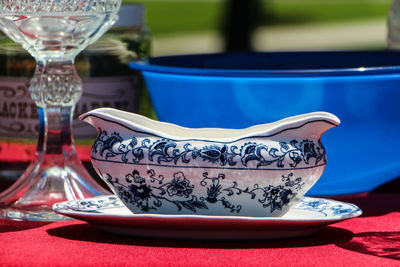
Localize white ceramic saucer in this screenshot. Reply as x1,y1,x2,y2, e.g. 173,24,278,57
53,195,362,241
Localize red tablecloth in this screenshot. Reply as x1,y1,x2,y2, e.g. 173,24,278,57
0,193,399,267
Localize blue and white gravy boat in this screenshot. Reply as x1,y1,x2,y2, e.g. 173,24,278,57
80,108,340,217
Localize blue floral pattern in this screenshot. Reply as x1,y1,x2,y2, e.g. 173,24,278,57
91,130,326,169
103,169,304,214
53,196,123,213
297,199,362,217
53,195,362,219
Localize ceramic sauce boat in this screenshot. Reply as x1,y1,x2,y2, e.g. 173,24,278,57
80,108,340,217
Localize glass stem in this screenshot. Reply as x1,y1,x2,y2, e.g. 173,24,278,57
30,60,82,161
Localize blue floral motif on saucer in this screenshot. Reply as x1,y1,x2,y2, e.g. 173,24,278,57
53,195,362,241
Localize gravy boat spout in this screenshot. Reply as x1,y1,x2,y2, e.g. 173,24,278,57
80,108,340,217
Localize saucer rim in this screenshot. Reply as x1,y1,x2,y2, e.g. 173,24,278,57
53,195,363,222
53,195,362,240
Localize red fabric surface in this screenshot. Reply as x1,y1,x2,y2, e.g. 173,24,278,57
0,193,399,267
0,141,92,162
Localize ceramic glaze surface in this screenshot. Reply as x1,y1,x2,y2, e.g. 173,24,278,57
80,108,340,217
53,195,362,240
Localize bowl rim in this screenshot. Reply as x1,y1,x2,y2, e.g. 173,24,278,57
130,51,400,77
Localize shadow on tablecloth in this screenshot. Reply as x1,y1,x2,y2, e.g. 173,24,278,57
47,222,400,260
46,222,353,249
337,231,400,261
0,219,50,233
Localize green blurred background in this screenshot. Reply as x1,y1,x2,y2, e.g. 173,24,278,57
126,0,392,55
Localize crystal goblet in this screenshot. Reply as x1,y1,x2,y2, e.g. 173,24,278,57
0,0,121,221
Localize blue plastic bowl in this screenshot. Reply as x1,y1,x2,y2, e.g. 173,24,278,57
130,51,400,196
